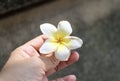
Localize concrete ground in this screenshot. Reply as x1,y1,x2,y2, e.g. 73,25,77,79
0,0,120,81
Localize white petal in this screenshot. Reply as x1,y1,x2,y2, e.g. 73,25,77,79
65,36,83,50
55,45,70,61
40,23,57,37
58,21,72,36
39,39,58,54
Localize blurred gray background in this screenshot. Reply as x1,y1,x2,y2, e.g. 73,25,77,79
0,0,120,81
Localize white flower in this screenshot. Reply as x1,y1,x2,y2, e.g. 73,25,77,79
39,20,83,61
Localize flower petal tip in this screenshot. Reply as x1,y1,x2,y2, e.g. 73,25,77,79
78,38,83,48
40,23,57,37
58,20,72,35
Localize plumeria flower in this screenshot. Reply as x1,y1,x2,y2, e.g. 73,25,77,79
39,20,83,61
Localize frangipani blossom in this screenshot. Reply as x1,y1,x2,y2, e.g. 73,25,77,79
39,20,83,61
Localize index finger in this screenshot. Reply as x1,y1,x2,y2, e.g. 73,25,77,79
25,35,47,51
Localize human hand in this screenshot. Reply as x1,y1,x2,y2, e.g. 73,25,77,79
0,35,79,81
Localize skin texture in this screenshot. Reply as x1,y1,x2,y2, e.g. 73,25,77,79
0,35,79,81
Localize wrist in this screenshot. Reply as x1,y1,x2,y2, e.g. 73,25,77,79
0,72,6,81
0,70,15,81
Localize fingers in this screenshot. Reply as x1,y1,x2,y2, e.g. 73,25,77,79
25,35,47,50
51,75,76,81
39,54,60,71
46,51,79,76
17,35,47,57
37,51,79,73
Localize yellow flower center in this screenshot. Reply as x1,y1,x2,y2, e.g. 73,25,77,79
56,38,64,44
53,31,70,45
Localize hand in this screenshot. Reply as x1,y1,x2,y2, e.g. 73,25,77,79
0,35,79,81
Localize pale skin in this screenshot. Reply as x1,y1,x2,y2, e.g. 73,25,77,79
0,35,79,81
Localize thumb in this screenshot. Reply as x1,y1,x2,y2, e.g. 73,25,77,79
51,75,76,81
